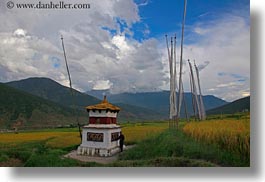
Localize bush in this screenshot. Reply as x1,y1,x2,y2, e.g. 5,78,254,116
0,153,9,162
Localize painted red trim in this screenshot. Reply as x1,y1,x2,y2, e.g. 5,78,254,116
89,117,117,124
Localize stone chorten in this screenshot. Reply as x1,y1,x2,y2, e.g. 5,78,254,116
77,96,121,157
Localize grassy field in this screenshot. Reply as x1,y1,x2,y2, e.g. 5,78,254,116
121,122,168,144
0,122,168,166
0,122,168,148
183,119,250,163
0,115,250,167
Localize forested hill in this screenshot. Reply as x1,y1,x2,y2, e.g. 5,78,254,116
207,96,250,115
0,83,87,129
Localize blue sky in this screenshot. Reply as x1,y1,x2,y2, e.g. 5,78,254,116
130,0,250,101
133,0,249,41
0,0,250,101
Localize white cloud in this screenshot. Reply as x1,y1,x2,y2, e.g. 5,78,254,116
13,28,27,37
241,90,250,97
193,27,209,35
161,14,249,101
0,0,166,94
0,0,249,102
182,15,250,101
0,29,65,82
93,80,112,90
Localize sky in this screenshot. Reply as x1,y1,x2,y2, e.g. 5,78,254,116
0,0,250,101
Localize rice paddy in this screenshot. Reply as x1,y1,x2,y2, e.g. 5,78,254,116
182,118,250,160
0,117,250,166
0,122,168,148
121,122,168,144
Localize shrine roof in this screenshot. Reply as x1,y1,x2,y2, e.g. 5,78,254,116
86,96,120,111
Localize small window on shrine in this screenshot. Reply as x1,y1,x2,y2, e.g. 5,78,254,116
111,132,119,141
87,132,103,142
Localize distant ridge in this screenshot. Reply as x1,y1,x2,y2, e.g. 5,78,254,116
4,77,233,124
206,96,250,115
95,91,228,117
5,77,165,122
0,83,87,129
86,89,110,99
6,77,100,109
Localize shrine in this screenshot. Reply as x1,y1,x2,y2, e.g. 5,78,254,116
77,96,122,157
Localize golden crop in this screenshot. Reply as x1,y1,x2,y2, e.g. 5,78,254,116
122,123,168,143
182,119,250,159
45,132,80,148
0,122,168,148
0,132,66,143
0,131,80,148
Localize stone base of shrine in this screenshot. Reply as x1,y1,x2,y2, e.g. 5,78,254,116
77,124,121,157
77,146,120,157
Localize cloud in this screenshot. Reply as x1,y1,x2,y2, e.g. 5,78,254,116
182,15,250,101
158,14,249,101
0,0,249,102
136,0,149,7
14,29,27,37
0,0,139,40
58,25,166,93
0,29,64,82
93,80,113,90
196,61,210,71
0,0,166,94
193,27,209,35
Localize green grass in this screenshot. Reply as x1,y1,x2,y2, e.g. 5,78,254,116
0,141,81,167
109,157,216,167
0,119,250,167
117,129,249,167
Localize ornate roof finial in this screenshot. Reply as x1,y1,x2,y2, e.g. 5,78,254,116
103,95,107,103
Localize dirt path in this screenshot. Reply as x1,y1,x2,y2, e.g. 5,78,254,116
64,145,135,164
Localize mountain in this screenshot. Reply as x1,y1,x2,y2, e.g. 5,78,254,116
6,77,100,109
5,77,229,122
86,89,110,100
115,103,165,122
6,77,164,122
99,91,228,117
206,96,250,115
0,83,87,129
